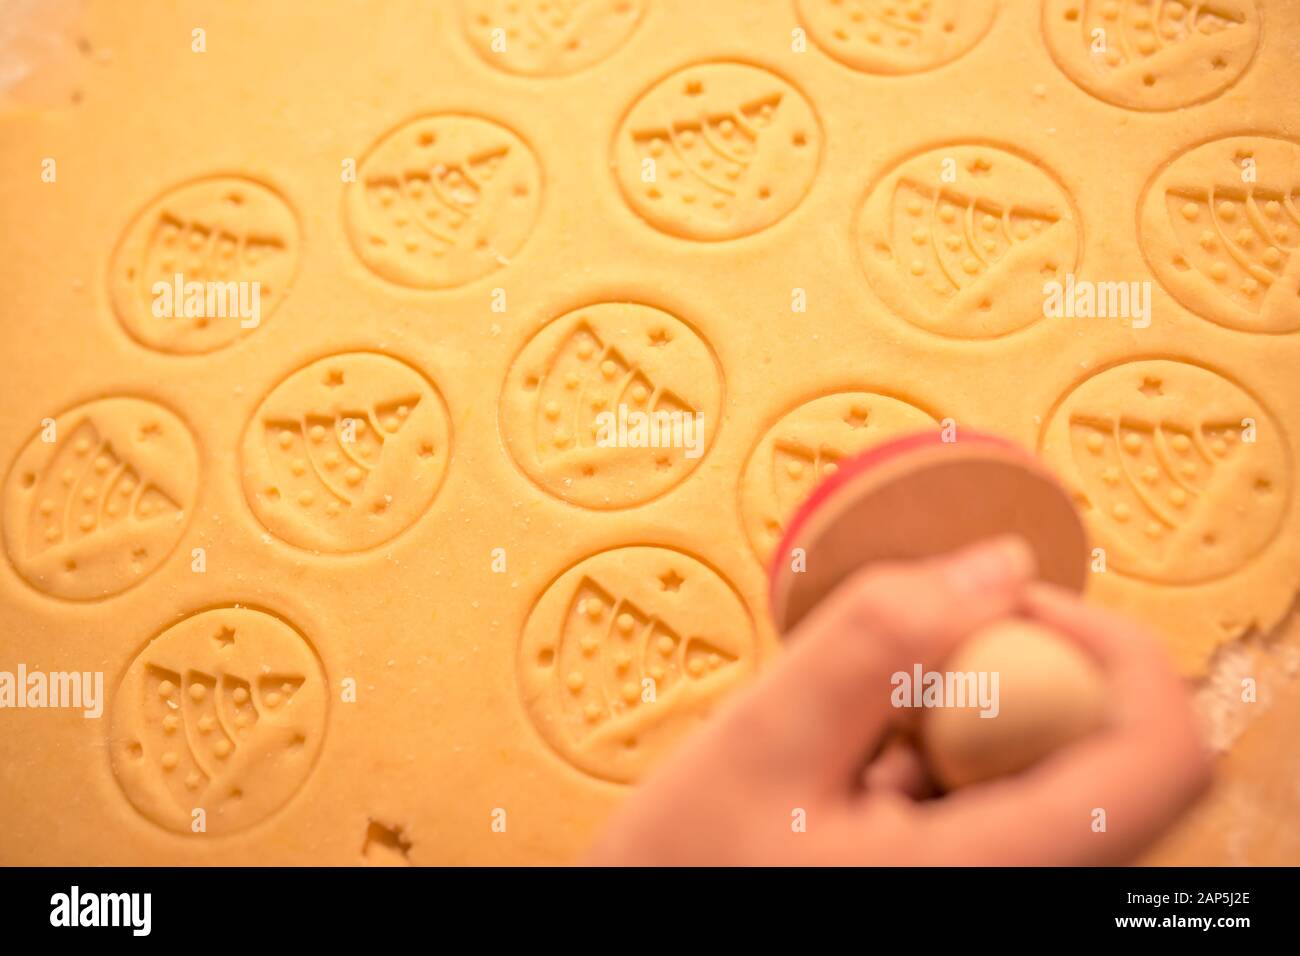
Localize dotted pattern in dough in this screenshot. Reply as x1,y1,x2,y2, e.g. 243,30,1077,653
1039,359,1290,584
241,353,452,553
1041,0,1261,111
1140,135,1300,334
2,398,199,601
857,144,1080,338
796,0,998,75
613,62,822,241
461,0,646,76
518,546,756,783
344,114,542,289
500,302,723,509
110,607,327,835
108,176,299,354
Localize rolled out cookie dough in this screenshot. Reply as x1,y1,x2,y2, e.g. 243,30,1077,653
1,0,1298,866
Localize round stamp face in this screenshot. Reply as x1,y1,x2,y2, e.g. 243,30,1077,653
2,398,199,601
108,176,299,354
1139,135,1300,334
461,0,646,76
344,114,542,289
110,607,327,835
500,302,723,509
612,62,822,241
1038,359,1290,583
741,391,937,564
794,0,998,75
856,144,1080,338
241,353,452,552
1041,0,1260,111
518,546,756,783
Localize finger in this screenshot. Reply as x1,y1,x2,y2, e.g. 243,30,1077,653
861,736,933,800
1022,584,1202,764
1021,582,1181,678
709,535,1036,794
912,587,1211,865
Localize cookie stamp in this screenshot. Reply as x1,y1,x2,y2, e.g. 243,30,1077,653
740,391,937,565
2,397,199,601
795,0,998,75
110,607,327,835
1139,135,1300,334
1042,0,1260,111
856,144,1080,338
518,546,756,783
1039,359,1290,583
240,353,452,552
344,114,542,289
613,62,822,241
500,302,722,509
108,176,299,354
461,0,646,76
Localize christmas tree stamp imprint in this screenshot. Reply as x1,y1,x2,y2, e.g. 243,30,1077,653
344,114,542,289
1139,135,1300,334
1042,0,1260,111
3,397,200,600
241,353,452,552
518,546,756,783
500,302,723,509
795,0,998,75
108,176,299,354
613,62,822,241
1039,358,1290,583
110,606,328,835
461,0,647,76
857,143,1080,338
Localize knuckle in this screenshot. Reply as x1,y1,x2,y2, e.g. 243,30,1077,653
843,565,948,644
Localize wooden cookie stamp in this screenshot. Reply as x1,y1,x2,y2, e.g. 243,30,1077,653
767,429,1105,789
769,429,1090,633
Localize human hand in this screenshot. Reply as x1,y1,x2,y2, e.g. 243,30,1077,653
583,536,1211,866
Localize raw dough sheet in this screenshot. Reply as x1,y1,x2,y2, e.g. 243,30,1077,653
1,0,1298,864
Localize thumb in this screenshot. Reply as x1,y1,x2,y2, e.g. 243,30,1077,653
715,536,1036,795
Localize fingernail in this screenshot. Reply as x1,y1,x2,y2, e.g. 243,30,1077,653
941,535,1036,596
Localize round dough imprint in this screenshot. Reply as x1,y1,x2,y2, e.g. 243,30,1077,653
2,397,199,600
500,302,723,509
1139,135,1300,334
740,391,937,565
241,353,452,552
461,0,646,76
108,176,299,354
518,546,756,783
613,62,822,241
795,0,998,75
1041,0,1260,111
1039,359,1290,584
110,607,328,835
344,114,542,289
856,143,1080,338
